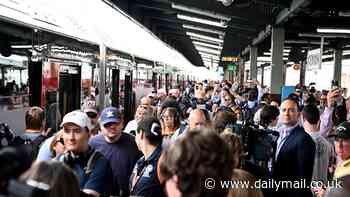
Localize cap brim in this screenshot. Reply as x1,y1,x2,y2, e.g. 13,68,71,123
328,133,350,139
84,108,98,114
100,118,121,125
60,120,83,128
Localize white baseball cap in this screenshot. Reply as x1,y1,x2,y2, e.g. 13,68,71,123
60,110,91,130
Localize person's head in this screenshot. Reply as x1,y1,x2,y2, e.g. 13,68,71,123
160,129,234,197
228,169,263,197
20,161,80,197
188,109,210,130
270,100,279,108
333,105,348,126
169,89,180,98
0,146,33,194
330,122,350,161
248,89,258,101
223,93,235,107
213,110,237,134
280,98,300,127
260,105,280,128
302,104,320,129
220,131,243,168
99,107,124,143
320,94,327,107
50,130,65,158
135,105,153,123
160,107,181,132
61,111,91,154
194,82,206,98
140,96,152,109
135,117,163,153
82,100,99,130
220,88,230,99
25,106,45,131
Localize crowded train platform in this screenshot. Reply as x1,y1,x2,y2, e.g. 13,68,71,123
1,0,350,197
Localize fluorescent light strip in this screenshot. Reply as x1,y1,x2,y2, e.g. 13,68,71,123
202,55,220,61
263,52,289,56
11,45,33,49
317,28,350,34
183,24,225,36
199,51,220,57
195,46,221,55
178,14,227,28
190,36,223,45
187,32,224,43
172,3,231,21
193,41,222,50
269,49,291,53
202,58,220,63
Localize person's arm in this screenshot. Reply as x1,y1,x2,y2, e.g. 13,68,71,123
320,90,338,137
229,89,245,102
297,135,315,183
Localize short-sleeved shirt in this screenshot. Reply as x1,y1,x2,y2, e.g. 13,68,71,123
89,132,142,197
129,146,165,197
57,147,113,196
36,135,54,161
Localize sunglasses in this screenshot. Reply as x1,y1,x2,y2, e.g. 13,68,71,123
86,112,98,119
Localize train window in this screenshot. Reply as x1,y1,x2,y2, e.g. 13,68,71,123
0,55,29,111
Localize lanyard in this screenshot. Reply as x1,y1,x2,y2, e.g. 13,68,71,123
130,163,148,192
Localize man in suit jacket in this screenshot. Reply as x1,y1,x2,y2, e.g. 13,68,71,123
272,98,316,197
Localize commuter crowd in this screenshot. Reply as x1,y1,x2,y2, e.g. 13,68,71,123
1,79,350,197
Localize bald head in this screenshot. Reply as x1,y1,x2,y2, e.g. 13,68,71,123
188,109,210,130
140,96,152,107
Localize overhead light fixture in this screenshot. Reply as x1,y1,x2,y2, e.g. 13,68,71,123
183,24,225,36
195,46,221,55
193,41,223,50
268,49,291,53
199,52,220,59
217,0,234,7
190,36,223,45
187,32,224,43
201,56,220,62
178,14,227,28
172,3,231,21
257,57,288,62
202,57,219,63
263,52,289,56
317,27,350,34
11,45,33,49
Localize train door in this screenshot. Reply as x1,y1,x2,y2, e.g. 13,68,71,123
158,74,162,89
123,70,133,124
165,73,170,94
152,72,157,89
111,68,120,108
58,65,81,116
28,61,42,106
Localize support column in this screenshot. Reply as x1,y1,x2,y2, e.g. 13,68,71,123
239,58,245,85
270,27,285,94
333,48,343,86
250,46,258,80
261,66,265,86
300,60,306,86
98,44,106,110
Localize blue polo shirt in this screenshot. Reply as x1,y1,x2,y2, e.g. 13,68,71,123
129,146,165,197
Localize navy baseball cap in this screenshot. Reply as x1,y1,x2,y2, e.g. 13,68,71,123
99,107,122,125
329,122,350,139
